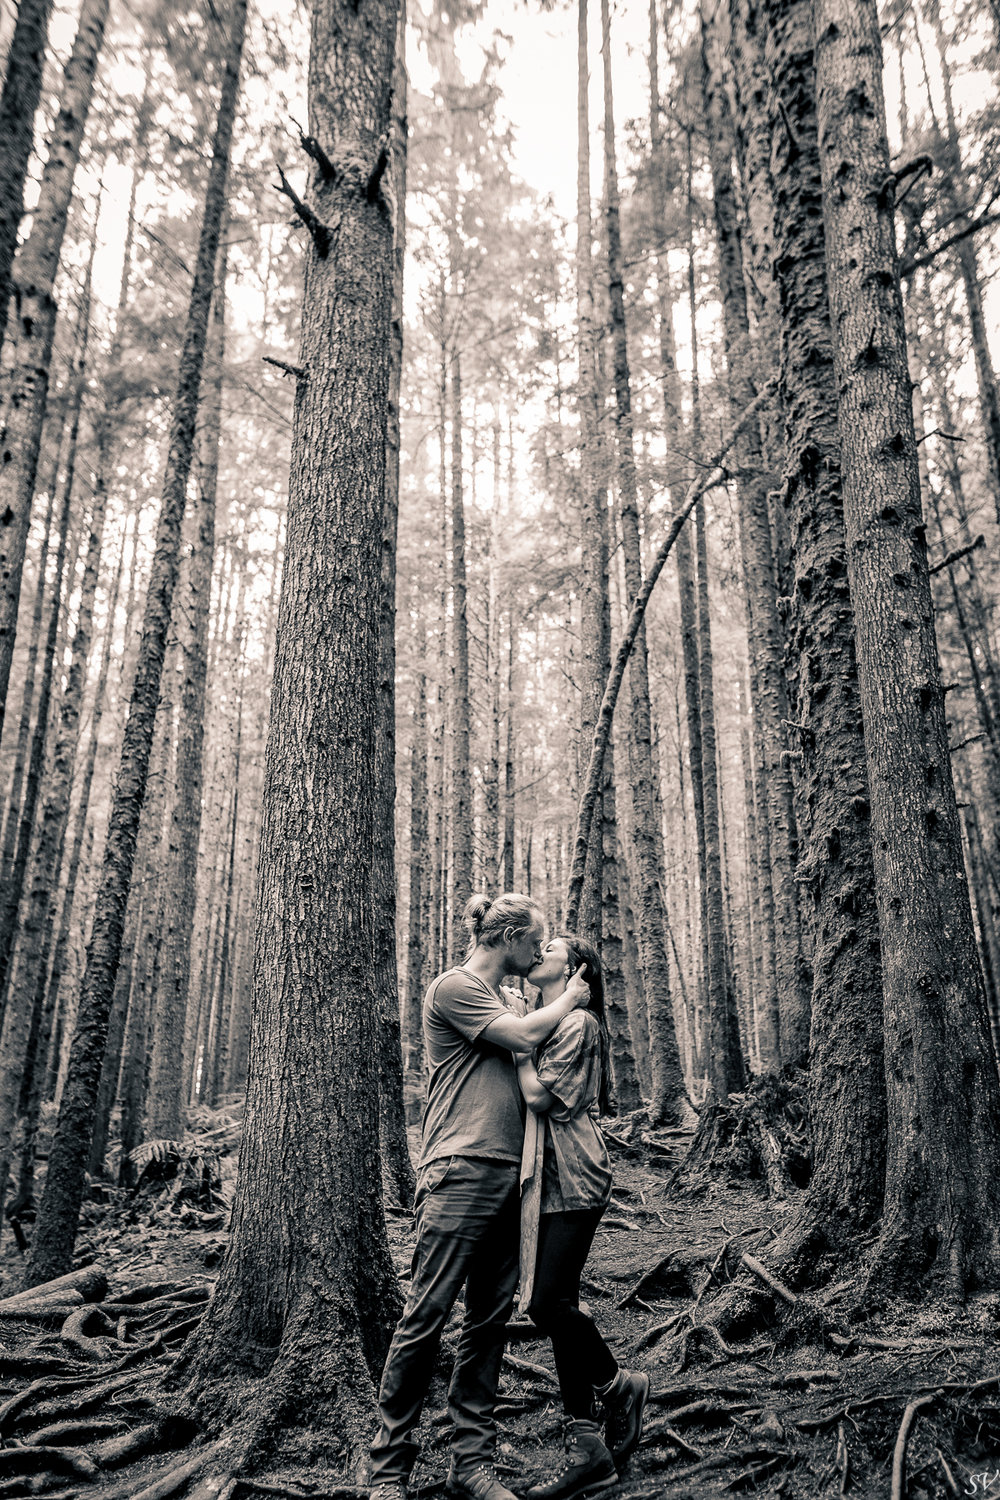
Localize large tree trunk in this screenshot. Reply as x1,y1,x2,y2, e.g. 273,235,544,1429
23,0,246,1285
185,0,402,1466
813,0,1000,1292
600,0,682,1126
729,0,886,1264
0,0,109,745
0,0,53,346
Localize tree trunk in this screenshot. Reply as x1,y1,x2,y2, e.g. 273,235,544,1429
600,0,682,1126
0,0,54,346
729,0,886,1264
186,0,402,1462
448,349,472,942
0,467,58,898
6,227,105,1204
700,0,802,1068
0,0,109,744
813,0,1000,1291
375,1,415,1207
576,0,606,942
503,615,516,890
41,532,126,1121
23,0,246,1285
145,237,228,1140
917,0,1000,526
404,665,427,1123
601,755,640,1112
0,353,76,1226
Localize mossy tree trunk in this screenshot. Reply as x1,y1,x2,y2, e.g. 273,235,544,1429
813,0,1000,1292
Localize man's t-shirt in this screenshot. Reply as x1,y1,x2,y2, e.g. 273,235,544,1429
419,968,526,1169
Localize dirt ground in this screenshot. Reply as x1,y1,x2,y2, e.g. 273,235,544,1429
1,1116,998,1499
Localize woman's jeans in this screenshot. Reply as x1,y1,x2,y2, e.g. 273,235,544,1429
369,1156,520,1485
527,1207,618,1419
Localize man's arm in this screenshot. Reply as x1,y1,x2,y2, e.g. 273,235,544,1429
481,965,590,1055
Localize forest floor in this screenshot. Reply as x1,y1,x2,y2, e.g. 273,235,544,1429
1,1109,998,1500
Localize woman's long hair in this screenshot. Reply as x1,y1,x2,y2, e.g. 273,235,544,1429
548,933,613,1115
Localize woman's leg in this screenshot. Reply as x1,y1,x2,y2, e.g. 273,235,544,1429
527,1208,617,1418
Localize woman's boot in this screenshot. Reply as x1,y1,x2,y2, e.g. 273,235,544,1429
525,1420,617,1500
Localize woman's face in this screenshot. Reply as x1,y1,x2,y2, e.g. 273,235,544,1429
528,938,573,1000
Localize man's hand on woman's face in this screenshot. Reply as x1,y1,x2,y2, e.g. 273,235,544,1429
563,963,591,1009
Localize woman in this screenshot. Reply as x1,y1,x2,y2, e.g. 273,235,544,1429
517,935,649,1500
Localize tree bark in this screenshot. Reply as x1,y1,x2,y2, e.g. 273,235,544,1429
813,0,1000,1291
375,1,415,1207
700,0,803,1068
185,0,403,1463
0,0,54,346
24,0,246,1285
5,227,104,1205
0,367,75,1232
0,0,110,746
600,0,682,1126
145,236,227,1140
734,0,886,1266
448,350,472,944
576,0,606,943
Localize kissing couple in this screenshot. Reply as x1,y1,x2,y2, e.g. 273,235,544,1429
369,891,649,1500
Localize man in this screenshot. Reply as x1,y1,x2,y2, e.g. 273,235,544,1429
369,892,590,1500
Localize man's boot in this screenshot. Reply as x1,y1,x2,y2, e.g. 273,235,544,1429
447,1462,517,1500
599,1369,649,1468
525,1419,617,1500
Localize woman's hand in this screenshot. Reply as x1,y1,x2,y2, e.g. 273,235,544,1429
563,962,591,1009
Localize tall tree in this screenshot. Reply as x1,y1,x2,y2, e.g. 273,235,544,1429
730,0,886,1268
700,0,803,1068
146,234,228,1141
24,0,248,1285
599,0,683,1125
375,1,416,1207
0,0,110,746
185,0,402,1467
813,0,1000,1291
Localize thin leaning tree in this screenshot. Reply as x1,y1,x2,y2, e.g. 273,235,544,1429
184,0,403,1474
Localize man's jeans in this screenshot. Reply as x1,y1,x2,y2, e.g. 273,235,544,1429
369,1155,520,1485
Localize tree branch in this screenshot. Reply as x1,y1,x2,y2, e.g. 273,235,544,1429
263,355,305,380
565,384,774,928
275,165,331,257
928,534,984,576
899,209,1000,278
299,132,336,180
